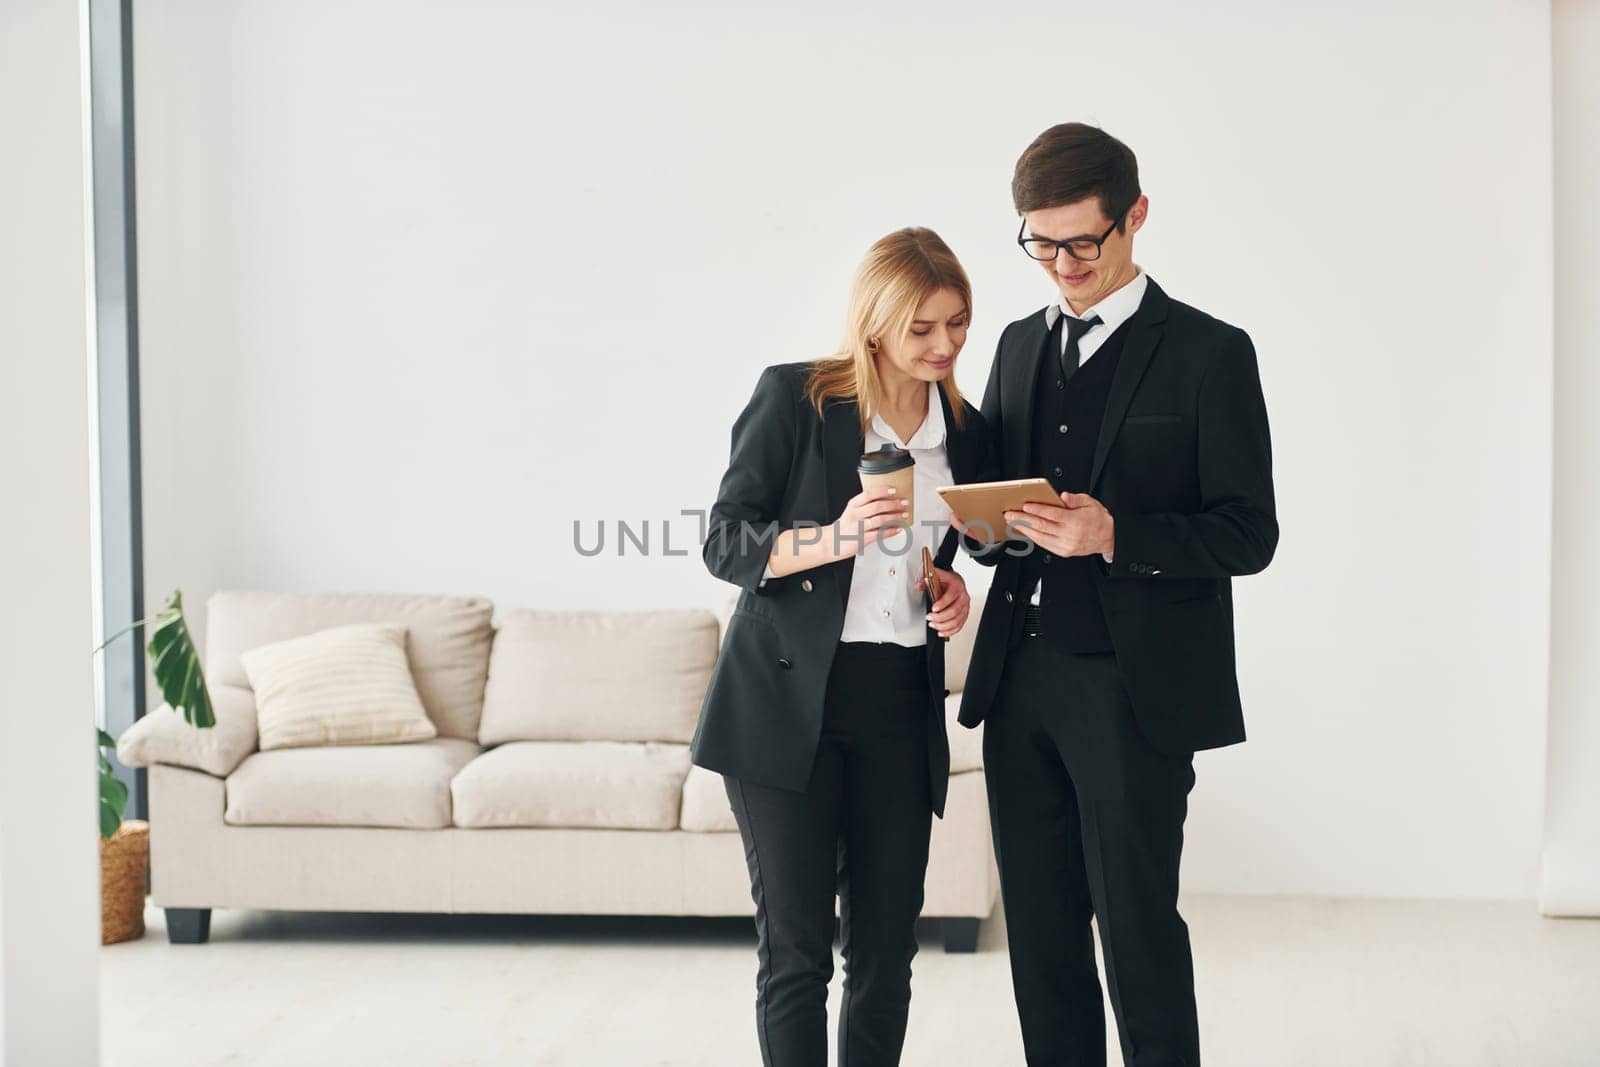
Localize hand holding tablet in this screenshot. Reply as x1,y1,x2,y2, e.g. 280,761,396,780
936,478,1060,545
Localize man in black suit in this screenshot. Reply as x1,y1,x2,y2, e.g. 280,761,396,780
951,123,1278,1066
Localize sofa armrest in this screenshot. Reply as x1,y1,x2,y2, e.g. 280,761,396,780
116,683,258,777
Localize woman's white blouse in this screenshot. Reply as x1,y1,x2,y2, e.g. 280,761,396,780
838,382,952,648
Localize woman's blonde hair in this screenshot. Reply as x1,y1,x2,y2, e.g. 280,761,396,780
804,227,971,433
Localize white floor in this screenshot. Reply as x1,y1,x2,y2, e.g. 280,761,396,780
101,896,1600,1066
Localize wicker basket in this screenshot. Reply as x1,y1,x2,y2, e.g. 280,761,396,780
100,819,149,945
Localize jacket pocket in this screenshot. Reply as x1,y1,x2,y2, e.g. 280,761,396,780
732,602,779,626
1155,579,1222,605
732,604,777,630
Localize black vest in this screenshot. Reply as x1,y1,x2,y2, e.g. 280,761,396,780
1020,315,1132,652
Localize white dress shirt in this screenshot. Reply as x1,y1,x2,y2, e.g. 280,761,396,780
1029,271,1148,604
838,381,953,647
761,381,953,645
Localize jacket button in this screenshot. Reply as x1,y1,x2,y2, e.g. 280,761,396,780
801,579,813,592
1005,591,1014,603
777,658,792,670
943,688,951,698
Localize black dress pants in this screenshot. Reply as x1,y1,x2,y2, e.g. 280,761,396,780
984,634,1200,1067
725,640,933,1067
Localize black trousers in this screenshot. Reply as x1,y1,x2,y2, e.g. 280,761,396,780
725,640,934,1067
984,634,1200,1067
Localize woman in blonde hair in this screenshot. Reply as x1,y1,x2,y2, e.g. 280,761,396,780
691,227,994,1066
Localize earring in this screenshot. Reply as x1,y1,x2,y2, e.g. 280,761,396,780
866,338,880,352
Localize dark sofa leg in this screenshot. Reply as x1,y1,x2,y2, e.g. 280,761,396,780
942,916,979,953
165,908,211,944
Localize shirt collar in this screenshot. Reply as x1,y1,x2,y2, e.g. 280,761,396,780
1044,269,1149,335
869,380,946,451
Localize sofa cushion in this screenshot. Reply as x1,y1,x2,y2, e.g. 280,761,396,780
477,610,718,746
451,741,691,830
224,737,480,828
680,764,737,832
205,590,494,741
240,624,436,750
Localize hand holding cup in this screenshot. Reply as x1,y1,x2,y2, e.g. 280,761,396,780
833,486,911,559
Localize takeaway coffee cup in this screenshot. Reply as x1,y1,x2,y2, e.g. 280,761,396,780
858,444,915,525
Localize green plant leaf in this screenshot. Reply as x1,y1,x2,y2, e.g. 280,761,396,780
102,773,128,811
98,728,129,839
93,614,151,655
97,727,116,749
100,796,121,838
99,791,125,838
145,590,214,728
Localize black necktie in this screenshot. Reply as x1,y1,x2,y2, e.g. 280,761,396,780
1058,312,1102,382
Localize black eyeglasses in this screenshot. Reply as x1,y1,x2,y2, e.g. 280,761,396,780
1017,217,1121,263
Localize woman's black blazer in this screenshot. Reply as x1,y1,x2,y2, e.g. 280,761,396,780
690,361,994,818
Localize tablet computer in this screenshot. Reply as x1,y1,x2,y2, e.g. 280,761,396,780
936,478,1059,545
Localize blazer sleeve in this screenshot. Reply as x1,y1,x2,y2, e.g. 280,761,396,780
1107,326,1279,579
702,365,800,596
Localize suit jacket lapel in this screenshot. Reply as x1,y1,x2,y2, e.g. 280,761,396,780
1090,280,1171,492
822,398,864,606
935,383,975,568
1005,311,1052,479
938,383,974,484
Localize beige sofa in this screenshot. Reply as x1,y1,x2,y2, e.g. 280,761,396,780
117,589,998,952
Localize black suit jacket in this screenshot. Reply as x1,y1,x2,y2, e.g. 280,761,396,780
958,278,1278,755
690,361,993,818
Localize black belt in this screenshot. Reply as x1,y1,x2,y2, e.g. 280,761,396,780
1021,603,1044,637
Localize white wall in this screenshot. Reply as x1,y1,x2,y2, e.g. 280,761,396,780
1541,0,1600,916
134,0,1553,899
0,1,102,1063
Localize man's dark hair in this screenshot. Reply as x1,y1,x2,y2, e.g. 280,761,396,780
1011,123,1142,233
